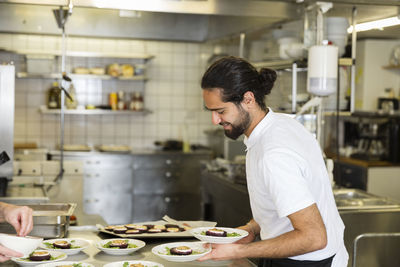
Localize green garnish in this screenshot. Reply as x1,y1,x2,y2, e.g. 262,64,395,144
19,253,64,262
122,262,158,267
102,240,137,249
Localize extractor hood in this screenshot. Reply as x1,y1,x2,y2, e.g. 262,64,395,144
0,0,399,41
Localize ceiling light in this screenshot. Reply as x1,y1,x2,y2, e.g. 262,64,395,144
347,16,400,33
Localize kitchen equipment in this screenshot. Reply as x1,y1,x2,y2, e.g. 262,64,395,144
307,44,338,96
0,203,76,238
378,97,399,112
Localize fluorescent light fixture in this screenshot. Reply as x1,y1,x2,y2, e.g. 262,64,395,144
348,16,400,33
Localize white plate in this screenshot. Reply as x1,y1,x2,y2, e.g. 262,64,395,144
95,238,145,255
11,250,67,266
37,261,95,267
190,227,248,244
104,260,164,267
39,238,90,255
152,241,211,262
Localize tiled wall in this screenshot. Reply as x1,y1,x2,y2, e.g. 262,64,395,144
0,33,238,150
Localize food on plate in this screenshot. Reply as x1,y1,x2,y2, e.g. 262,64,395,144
109,239,128,249
126,229,142,234
205,228,227,237
53,240,71,249
166,227,180,233
57,265,83,267
29,251,51,261
122,263,147,267
102,239,138,249
153,225,166,231
202,228,241,237
169,246,192,255
104,222,191,235
147,228,163,233
113,226,128,234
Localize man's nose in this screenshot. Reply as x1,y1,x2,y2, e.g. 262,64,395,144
211,111,221,125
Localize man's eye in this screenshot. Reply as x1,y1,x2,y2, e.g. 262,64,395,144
217,111,224,115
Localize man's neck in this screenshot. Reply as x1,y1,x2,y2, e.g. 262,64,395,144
244,108,268,137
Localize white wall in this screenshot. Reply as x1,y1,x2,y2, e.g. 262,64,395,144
0,33,238,150
356,39,400,111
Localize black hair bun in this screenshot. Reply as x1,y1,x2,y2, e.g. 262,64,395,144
259,68,277,95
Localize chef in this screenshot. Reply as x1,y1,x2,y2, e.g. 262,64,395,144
199,56,348,267
0,202,33,262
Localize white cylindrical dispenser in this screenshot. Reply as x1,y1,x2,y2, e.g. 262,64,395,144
307,45,338,96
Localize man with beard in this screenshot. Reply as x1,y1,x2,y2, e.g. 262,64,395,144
199,56,348,267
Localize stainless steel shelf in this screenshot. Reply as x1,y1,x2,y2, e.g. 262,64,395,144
253,57,353,70
17,72,147,81
39,106,151,115
11,49,154,60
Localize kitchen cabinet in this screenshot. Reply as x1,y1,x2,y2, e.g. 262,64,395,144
131,152,211,222
52,152,133,225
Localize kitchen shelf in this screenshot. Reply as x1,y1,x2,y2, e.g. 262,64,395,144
253,57,353,70
10,49,154,60
39,106,151,115
17,72,147,81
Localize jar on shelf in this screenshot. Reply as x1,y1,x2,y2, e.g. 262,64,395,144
109,92,117,110
117,90,125,110
65,83,78,109
47,81,61,109
129,92,144,111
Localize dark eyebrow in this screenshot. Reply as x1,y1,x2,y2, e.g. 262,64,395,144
204,106,225,112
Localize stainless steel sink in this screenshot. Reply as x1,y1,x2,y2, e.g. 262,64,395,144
333,188,400,210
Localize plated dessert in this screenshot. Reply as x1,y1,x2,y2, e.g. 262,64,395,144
11,250,67,266
103,223,190,235
190,227,248,244
36,261,95,267
39,238,90,255
96,238,145,256
103,260,164,267
151,241,211,262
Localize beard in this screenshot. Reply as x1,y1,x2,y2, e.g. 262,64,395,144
220,106,251,140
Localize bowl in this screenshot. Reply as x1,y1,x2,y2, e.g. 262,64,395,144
0,234,43,258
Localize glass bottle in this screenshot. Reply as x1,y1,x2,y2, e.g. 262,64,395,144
65,83,78,109
47,81,61,109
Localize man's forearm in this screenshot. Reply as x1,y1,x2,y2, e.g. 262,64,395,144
235,227,326,259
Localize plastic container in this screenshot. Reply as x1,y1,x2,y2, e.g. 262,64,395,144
307,45,338,96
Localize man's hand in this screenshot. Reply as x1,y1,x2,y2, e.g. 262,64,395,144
198,243,243,261
1,204,33,236
0,244,23,262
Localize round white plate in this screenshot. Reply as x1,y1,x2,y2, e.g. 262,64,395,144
11,250,67,266
39,238,90,255
104,260,164,267
152,241,211,262
95,238,145,256
37,261,95,267
190,227,248,244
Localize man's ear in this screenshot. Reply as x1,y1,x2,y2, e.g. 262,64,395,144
242,91,255,106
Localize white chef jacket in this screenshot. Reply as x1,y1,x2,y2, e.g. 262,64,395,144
244,108,348,266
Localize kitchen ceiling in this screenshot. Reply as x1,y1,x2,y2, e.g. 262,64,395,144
0,0,399,41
